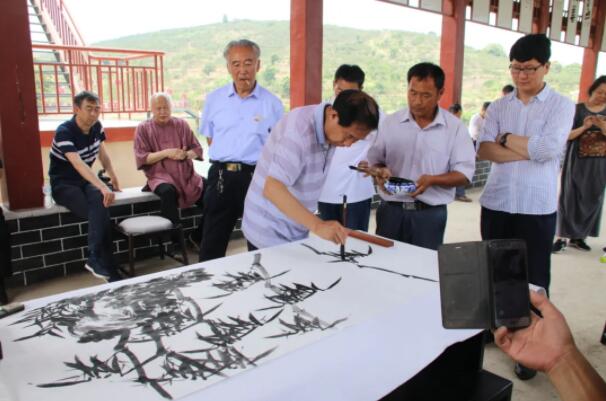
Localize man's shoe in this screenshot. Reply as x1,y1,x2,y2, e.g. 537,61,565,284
552,238,567,253
570,238,591,251
455,195,472,203
514,363,537,380
108,272,124,283
84,262,111,281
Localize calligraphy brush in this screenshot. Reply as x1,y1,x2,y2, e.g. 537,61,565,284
341,194,347,261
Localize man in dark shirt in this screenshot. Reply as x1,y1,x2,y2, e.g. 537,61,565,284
49,91,122,282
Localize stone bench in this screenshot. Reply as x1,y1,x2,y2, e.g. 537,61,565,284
3,188,206,287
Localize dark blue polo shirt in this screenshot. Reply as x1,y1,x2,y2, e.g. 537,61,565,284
49,116,106,183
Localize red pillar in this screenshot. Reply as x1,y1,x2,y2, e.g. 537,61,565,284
0,0,44,209
578,0,606,102
535,0,550,33
439,0,467,109
290,0,323,109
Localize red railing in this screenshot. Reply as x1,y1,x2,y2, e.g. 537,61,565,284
32,0,86,47
32,44,165,115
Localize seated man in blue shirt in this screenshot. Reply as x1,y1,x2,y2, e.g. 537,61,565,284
49,91,122,282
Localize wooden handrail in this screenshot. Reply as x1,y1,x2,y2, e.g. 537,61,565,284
32,43,165,57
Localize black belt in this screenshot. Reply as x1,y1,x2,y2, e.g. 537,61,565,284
210,160,255,172
386,200,441,211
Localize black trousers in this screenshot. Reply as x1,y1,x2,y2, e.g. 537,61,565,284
199,163,254,261
154,183,204,241
318,198,372,232
376,201,447,251
480,207,556,293
52,180,118,274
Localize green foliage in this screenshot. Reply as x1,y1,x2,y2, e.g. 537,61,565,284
97,20,581,114
483,44,506,58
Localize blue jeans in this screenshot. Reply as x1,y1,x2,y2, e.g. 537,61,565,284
318,198,372,231
52,180,118,274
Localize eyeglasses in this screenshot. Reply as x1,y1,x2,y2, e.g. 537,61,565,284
509,64,544,75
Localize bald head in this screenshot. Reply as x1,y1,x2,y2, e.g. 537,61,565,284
150,92,172,125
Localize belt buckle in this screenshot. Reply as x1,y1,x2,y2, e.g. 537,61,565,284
225,163,240,172
402,202,416,211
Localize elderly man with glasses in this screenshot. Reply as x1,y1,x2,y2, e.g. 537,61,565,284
477,34,575,381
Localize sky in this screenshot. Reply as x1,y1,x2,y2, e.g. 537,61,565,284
63,0,605,74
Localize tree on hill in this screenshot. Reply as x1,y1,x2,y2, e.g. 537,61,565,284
97,20,581,115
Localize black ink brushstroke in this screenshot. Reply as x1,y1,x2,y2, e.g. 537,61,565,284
301,243,437,282
266,313,348,339
209,269,289,298
258,278,342,311
195,310,282,346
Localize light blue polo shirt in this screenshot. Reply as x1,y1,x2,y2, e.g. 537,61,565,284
242,103,334,249
199,82,284,165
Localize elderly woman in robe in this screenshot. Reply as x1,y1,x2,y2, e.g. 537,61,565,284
134,93,205,247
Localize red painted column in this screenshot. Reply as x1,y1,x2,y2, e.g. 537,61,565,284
535,0,550,33
578,0,606,102
440,0,467,108
439,0,467,109
290,0,323,109
0,0,44,209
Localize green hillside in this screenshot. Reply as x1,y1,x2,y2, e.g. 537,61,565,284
97,20,581,121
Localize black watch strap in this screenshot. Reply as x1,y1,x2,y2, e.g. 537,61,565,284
500,132,511,147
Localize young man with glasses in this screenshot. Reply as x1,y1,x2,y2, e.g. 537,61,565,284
477,34,575,381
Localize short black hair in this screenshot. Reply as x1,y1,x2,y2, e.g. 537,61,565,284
73,91,100,107
588,75,606,96
448,103,462,114
502,84,514,94
482,101,491,111
509,34,551,64
334,64,365,89
407,62,445,91
332,89,379,130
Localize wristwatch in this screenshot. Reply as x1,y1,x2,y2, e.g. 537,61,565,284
499,132,511,147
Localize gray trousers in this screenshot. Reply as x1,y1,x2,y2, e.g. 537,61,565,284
376,201,447,250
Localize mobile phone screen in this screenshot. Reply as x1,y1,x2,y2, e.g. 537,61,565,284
490,246,531,329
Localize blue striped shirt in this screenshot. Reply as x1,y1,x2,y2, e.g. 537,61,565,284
199,83,284,164
478,85,575,214
49,116,105,182
242,104,334,249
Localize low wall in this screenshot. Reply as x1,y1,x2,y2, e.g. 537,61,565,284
3,189,204,287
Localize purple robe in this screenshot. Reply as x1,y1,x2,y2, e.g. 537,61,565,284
134,117,203,208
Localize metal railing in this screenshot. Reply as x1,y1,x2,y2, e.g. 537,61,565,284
33,44,165,116
32,0,86,47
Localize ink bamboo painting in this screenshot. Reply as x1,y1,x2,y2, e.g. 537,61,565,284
0,237,439,401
